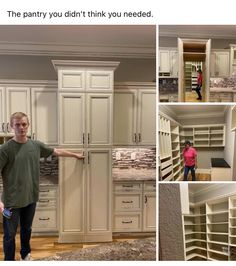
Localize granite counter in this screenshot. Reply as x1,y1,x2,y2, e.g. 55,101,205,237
113,168,156,181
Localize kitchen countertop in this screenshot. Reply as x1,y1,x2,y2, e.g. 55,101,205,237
113,168,156,181
211,158,230,168
210,87,236,92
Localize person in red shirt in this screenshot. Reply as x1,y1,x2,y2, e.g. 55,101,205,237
183,140,197,181
195,69,202,100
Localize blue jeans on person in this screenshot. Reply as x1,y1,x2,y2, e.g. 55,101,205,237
3,202,36,261
184,165,196,181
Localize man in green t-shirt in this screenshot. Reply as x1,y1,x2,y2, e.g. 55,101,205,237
0,112,85,261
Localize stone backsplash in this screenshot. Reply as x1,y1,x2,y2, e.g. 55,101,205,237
159,78,178,94
40,155,58,176
112,148,156,170
210,75,236,88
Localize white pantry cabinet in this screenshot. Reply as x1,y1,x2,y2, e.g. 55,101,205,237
0,86,31,136
114,83,156,146
53,60,119,243
159,50,170,73
59,149,112,243
31,88,58,145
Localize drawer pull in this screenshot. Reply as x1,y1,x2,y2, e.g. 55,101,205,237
122,185,133,188
39,218,50,221
39,200,50,203
122,201,133,203
122,221,133,224
40,190,50,193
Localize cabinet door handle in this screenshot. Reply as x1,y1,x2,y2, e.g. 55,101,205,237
145,195,147,204
122,200,133,204
138,133,141,143
1,123,5,132
134,133,137,143
40,190,50,193
122,185,133,188
39,199,49,203
6,123,10,133
122,221,133,224
88,152,90,164
83,133,85,144
88,133,90,144
39,218,50,221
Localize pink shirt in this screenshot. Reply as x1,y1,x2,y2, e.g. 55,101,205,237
183,147,197,166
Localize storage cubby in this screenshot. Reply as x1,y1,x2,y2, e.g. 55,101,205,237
208,251,229,261
208,242,229,256
207,233,228,244
186,249,207,261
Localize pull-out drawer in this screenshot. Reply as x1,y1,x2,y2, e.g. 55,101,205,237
113,213,142,232
37,198,57,208
114,193,142,212
114,182,142,192
39,188,57,198
32,209,57,231
144,182,156,191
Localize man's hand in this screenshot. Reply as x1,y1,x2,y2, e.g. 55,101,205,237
0,201,4,213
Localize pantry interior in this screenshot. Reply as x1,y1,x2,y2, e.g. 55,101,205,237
159,183,236,261
159,104,236,181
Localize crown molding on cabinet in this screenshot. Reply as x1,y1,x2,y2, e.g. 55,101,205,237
0,42,155,59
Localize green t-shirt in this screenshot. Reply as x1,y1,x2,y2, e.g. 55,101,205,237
0,139,54,208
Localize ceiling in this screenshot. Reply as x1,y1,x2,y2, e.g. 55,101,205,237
0,25,156,58
160,104,229,119
159,25,236,39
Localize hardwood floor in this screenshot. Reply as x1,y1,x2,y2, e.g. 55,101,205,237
179,173,211,181
185,90,205,102
0,234,149,260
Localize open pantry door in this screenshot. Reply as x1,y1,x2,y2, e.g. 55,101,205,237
205,38,211,102
178,38,184,102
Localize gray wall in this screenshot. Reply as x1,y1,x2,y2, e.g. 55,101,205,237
159,184,185,261
0,55,156,82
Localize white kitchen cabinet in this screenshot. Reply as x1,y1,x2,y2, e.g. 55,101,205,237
170,50,178,77
59,149,112,243
0,86,31,136
114,84,156,146
143,192,156,231
59,93,112,147
159,50,170,73
210,51,230,77
113,180,156,233
31,88,58,145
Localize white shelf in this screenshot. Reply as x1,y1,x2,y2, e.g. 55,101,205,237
185,246,207,252
207,211,228,215
208,248,228,256
207,240,228,245
207,232,228,235
186,253,207,261
185,231,206,235
185,238,207,244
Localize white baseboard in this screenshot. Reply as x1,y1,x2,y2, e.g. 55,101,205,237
196,168,211,174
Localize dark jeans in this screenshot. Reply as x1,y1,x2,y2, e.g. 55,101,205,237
195,85,202,99
3,202,36,261
184,165,196,181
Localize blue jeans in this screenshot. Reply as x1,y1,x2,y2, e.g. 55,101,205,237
3,202,36,261
184,165,196,181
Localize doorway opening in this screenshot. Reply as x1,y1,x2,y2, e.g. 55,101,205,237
178,39,211,102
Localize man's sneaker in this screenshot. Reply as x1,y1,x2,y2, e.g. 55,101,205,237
21,253,32,261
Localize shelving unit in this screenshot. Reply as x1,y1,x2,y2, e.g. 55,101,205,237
159,114,173,181
231,106,236,131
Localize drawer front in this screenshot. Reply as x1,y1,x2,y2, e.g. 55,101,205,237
144,182,156,191
39,188,57,198
114,182,142,192
37,199,57,208
33,209,57,229
113,214,142,231
114,194,142,212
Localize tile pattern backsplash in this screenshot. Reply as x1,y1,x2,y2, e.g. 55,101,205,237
210,76,236,88
112,148,156,170
40,156,58,176
159,78,178,94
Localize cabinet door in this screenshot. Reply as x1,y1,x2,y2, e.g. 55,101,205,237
159,50,170,72
113,90,137,145
143,192,156,232
59,70,85,91
5,87,31,134
31,88,58,145
137,90,156,145
0,87,5,135
215,52,230,77
86,149,112,241
59,152,85,242
86,94,113,146
86,71,113,92
59,93,85,146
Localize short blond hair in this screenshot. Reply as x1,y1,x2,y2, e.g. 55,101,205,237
10,112,29,126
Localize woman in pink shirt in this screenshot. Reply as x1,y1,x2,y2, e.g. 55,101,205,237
183,140,197,181
195,69,202,101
